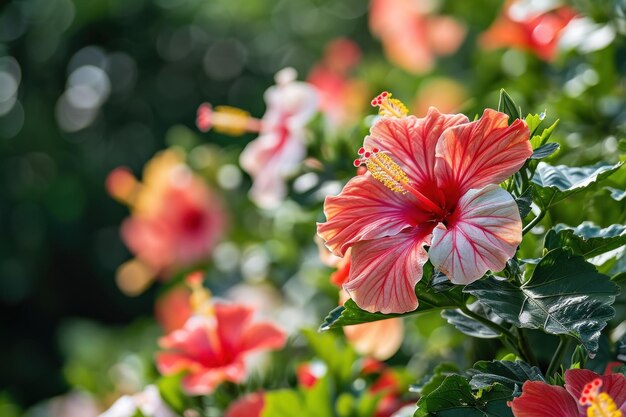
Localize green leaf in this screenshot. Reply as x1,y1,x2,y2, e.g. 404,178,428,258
515,187,533,219
530,142,559,159
531,162,623,209
524,113,543,138
544,222,626,258
605,187,626,201
465,249,619,353
441,302,501,339
530,119,559,149
618,138,626,154
157,374,189,413
412,364,461,398
301,329,357,385
261,376,334,417
468,360,544,393
415,375,513,417
320,278,460,330
497,89,521,122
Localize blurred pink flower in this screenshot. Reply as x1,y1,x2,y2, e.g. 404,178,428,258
480,1,577,61
318,95,532,313
224,392,265,417
196,68,319,209
509,369,626,417
369,0,466,74
156,302,286,395
412,78,468,117
107,150,225,293
307,38,368,130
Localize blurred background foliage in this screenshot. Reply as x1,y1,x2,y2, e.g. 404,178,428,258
1,0,625,415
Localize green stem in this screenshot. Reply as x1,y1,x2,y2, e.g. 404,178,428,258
516,328,538,366
459,305,527,361
522,210,546,235
547,335,570,378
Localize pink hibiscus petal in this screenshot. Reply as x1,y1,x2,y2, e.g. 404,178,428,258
318,174,430,257
564,369,626,413
509,381,579,417
344,226,433,314
241,322,287,353
155,352,196,375
215,304,254,351
225,392,265,417
435,108,532,199
181,362,246,396
429,184,522,284
364,109,468,203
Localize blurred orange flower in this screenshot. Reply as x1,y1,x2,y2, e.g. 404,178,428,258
480,0,577,61
369,0,466,74
106,150,225,294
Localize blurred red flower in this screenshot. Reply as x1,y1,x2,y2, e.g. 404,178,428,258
480,1,577,61
155,302,286,395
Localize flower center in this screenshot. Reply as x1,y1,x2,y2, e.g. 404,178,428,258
371,91,408,118
579,378,622,417
196,103,262,135
354,147,445,216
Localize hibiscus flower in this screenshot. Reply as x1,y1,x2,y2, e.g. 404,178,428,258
317,92,532,314
480,0,577,61
196,68,319,209
509,368,626,416
155,278,286,395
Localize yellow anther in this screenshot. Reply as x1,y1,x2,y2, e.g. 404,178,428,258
187,271,214,317
364,152,410,194
587,392,622,417
371,91,408,118
212,106,252,136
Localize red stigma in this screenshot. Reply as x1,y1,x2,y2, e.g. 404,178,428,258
593,378,601,387
358,147,365,155
364,151,371,158
353,159,362,167
372,147,379,153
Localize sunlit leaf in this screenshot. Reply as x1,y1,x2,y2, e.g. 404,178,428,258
529,119,559,149
465,249,619,353
531,162,623,209
544,222,626,258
